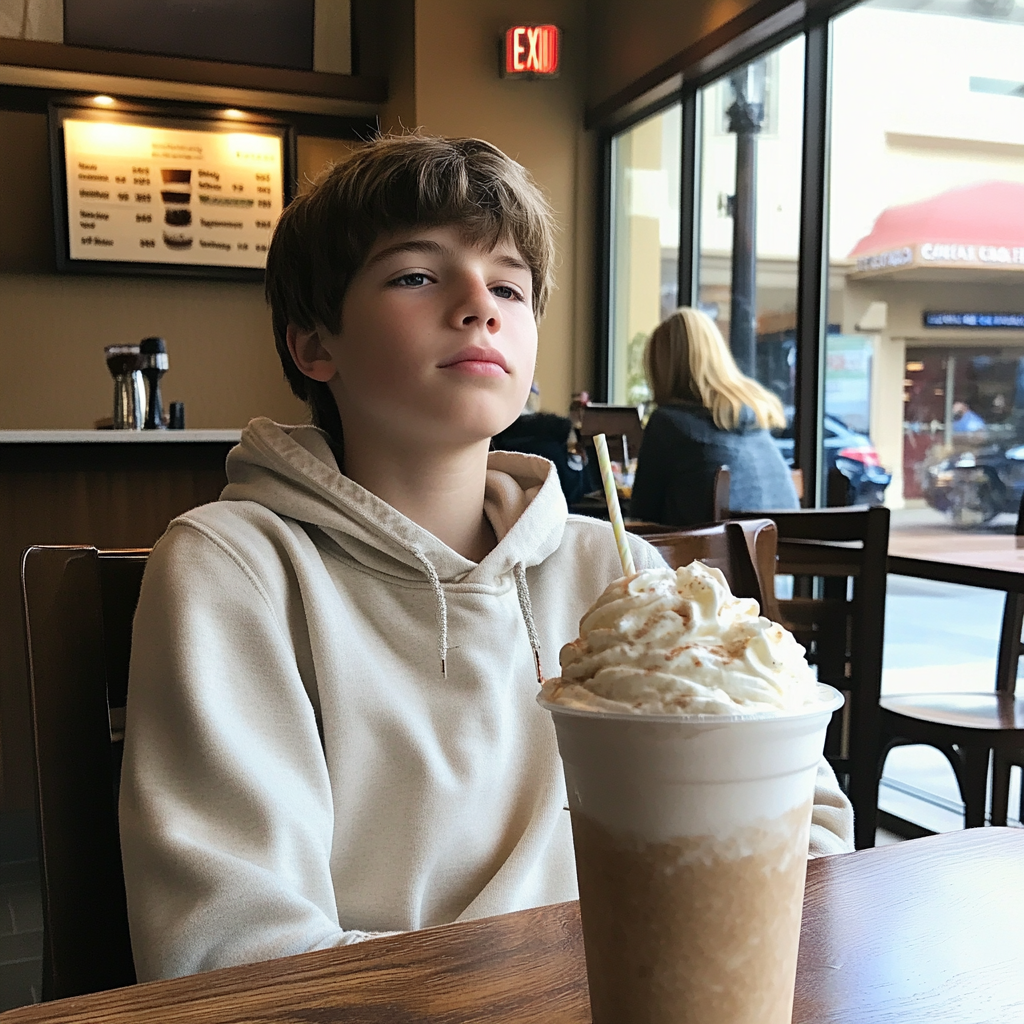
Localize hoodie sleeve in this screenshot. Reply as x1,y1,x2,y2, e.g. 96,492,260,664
627,531,855,858
808,759,855,856
120,520,380,981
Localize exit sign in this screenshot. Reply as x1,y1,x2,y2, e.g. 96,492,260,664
502,24,560,78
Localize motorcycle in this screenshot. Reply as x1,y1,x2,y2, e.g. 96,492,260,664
923,443,1024,529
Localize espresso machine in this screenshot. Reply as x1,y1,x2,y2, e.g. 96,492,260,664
139,336,169,429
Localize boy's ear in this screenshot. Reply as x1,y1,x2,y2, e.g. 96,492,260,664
287,324,337,383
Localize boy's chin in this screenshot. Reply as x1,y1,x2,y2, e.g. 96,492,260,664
442,399,525,445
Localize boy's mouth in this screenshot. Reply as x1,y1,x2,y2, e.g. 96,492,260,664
438,345,509,375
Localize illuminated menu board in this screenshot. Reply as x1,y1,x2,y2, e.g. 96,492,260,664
57,114,287,272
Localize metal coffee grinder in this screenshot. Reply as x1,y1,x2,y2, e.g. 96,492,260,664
104,345,145,429
139,336,169,429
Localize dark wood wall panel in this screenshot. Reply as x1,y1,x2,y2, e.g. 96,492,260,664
0,442,231,811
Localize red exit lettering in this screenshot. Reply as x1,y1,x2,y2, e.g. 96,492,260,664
503,24,560,77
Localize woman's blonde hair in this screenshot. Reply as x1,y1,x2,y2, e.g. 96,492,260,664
644,307,786,430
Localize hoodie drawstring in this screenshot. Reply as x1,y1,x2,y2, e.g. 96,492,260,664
413,551,449,678
513,562,545,685
413,552,544,685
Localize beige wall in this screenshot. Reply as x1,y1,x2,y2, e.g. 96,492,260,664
0,0,594,424
3,0,746,425
0,110,358,428
380,0,592,414
586,0,760,109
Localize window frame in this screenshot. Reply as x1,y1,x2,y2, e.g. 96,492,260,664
595,0,862,506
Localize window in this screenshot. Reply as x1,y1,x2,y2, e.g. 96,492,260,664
599,0,1024,836
695,36,806,412
607,104,682,405
827,0,1024,833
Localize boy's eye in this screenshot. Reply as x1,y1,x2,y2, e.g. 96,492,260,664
391,272,431,287
491,284,524,301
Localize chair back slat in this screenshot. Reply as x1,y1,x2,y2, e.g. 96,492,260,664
776,538,862,577
753,505,880,542
21,545,145,999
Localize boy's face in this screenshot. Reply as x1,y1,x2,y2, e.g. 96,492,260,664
319,224,538,452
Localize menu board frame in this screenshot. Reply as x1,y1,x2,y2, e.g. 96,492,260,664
49,100,296,281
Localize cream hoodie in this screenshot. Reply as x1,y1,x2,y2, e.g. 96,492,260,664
119,418,853,981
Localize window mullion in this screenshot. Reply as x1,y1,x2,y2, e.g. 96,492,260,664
794,19,832,507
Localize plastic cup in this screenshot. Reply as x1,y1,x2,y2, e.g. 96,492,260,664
540,683,843,1024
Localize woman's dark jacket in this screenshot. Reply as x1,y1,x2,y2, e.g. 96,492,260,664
630,401,799,527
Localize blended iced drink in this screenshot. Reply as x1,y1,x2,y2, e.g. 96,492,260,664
539,561,842,1024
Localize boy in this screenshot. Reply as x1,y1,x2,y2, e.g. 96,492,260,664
120,134,853,981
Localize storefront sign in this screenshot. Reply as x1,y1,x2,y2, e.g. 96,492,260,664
924,311,1024,328
855,241,1024,275
502,25,560,77
921,242,1024,265
855,247,913,273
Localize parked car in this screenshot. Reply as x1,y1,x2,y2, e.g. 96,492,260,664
922,441,1024,528
773,413,892,505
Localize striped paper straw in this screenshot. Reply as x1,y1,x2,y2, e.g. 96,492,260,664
593,433,636,577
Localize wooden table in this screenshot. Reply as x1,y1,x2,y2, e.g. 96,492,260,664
3,828,1021,1023
888,529,1024,592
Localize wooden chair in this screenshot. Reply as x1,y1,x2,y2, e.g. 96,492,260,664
725,506,890,849
711,466,731,521
991,592,1024,826
714,465,839,523
21,545,147,999
623,520,675,536
638,518,780,622
825,465,855,508
578,404,644,464
882,496,1024,830
990,494,1024,827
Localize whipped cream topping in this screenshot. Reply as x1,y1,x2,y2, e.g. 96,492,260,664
541,561,820,716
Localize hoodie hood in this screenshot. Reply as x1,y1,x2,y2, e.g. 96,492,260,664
219,418,568,679
221,418,567,585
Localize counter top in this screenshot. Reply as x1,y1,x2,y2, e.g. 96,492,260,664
0,429,242,444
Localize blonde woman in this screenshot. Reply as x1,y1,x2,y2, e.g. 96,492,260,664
631,307,799,527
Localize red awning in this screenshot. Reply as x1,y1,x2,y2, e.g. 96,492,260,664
849,181,1024,256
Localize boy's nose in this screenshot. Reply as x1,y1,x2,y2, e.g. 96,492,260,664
451,277,501,331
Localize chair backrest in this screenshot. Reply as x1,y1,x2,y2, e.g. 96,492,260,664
826,465,854,507
579,404,644,464
641,518,780,621
746,505,889,848
995,491,1024,695
21,545,147,1000
712,466,731,521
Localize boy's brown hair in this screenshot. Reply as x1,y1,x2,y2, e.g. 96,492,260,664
265,134,556,440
